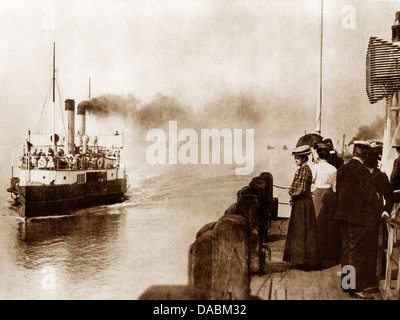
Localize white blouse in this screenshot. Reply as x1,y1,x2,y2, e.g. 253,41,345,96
311,159,337,192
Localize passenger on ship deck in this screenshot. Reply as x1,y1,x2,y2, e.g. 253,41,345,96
34,149,40,164
70,156,76,170
283,145,320,270
76,154,83,170
31,149,38,168
46,155,55,170
323,138,344,169
364,143,393,290
335,140,379,299
74,155,80,170
311,143,341,269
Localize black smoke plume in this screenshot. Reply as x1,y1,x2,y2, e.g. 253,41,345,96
86,93,140,118
82,90,316,149
85,91,265,130
136,93,191,128
202,93,262,127
352,116,385,142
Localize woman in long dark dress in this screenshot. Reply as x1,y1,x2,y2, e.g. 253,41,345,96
283,145,320,270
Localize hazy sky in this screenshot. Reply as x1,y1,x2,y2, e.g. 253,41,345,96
1,0,399,149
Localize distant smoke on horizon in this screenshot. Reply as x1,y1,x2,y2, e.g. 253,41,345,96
351,116,385,144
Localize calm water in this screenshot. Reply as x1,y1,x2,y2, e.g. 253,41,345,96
0,147,293,299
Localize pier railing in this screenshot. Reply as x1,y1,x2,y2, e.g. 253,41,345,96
139,172,278,300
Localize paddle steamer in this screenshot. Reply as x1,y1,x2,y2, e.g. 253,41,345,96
6,44,128,219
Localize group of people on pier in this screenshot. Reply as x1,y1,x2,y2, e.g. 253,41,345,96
283,137,396,299
19,146,120,171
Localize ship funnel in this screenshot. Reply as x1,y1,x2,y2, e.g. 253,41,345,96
65,99,75,155
392,11,400,42
77,101,89,137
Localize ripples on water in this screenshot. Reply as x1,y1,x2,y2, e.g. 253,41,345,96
0,150,293,299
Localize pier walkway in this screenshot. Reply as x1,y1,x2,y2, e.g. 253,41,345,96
251,219,382,300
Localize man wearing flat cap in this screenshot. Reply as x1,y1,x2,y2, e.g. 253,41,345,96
335,140,379,299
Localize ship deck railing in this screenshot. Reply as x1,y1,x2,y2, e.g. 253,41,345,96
12,155,120,174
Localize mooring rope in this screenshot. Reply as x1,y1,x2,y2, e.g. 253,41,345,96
272,184,291,205
273,184,290,190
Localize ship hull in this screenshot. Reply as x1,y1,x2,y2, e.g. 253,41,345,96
14,178,127,219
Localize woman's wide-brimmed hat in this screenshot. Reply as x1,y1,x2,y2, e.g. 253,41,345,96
291,145,311,156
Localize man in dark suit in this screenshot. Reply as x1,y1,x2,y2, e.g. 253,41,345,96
323,138,344,169
390,139,400,196
335,141,379,299
364,143,393,290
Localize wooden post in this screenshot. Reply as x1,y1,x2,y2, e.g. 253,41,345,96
247,179,267,273
235,194,261,273
195,221,216,239
237,186,249,202
210,214,250,300
188,226,215,299
138,285,205,300
224,203,237,216
259,172,274,238
236,194,259,225
249,178,267,240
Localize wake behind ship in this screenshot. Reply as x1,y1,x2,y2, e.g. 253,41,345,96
6,45,128,219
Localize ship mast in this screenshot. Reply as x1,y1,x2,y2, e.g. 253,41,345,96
52,42,56,153
315,0,323,135
88,77,91,135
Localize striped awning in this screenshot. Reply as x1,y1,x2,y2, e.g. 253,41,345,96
366,36,400,104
